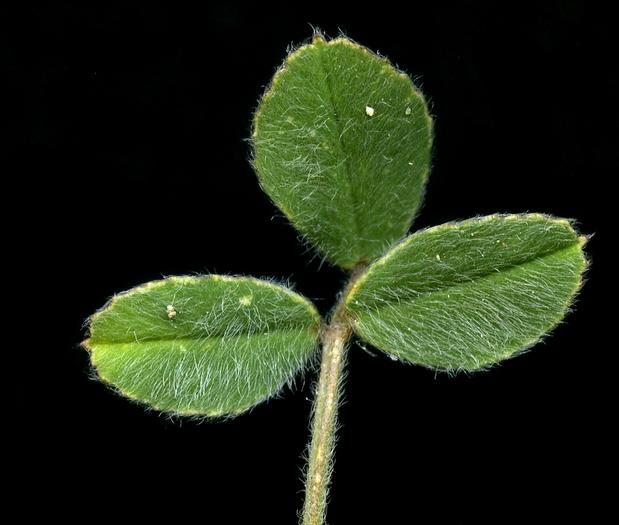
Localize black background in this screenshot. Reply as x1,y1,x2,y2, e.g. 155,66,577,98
15,2,613,523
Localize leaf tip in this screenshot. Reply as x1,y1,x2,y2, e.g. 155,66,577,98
312,33,326,45
80,337,92,353
578,234,591,247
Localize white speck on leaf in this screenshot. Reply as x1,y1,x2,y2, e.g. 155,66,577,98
436,254,441,261
166,304,177,319
239,295,253,307
405,107,412,115
365,105,375,117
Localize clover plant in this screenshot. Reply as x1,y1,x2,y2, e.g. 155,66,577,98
83,35,587,525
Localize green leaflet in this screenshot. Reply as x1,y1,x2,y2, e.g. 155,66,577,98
345,214,587,371
83,276,321,416
253,36,433,269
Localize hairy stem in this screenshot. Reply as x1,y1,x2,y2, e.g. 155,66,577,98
301,267,365,525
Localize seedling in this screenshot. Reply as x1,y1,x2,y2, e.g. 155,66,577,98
83,35,587,525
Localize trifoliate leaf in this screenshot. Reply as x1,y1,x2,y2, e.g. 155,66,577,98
83,276,321,416
252,35,433,269
345,214,587,371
